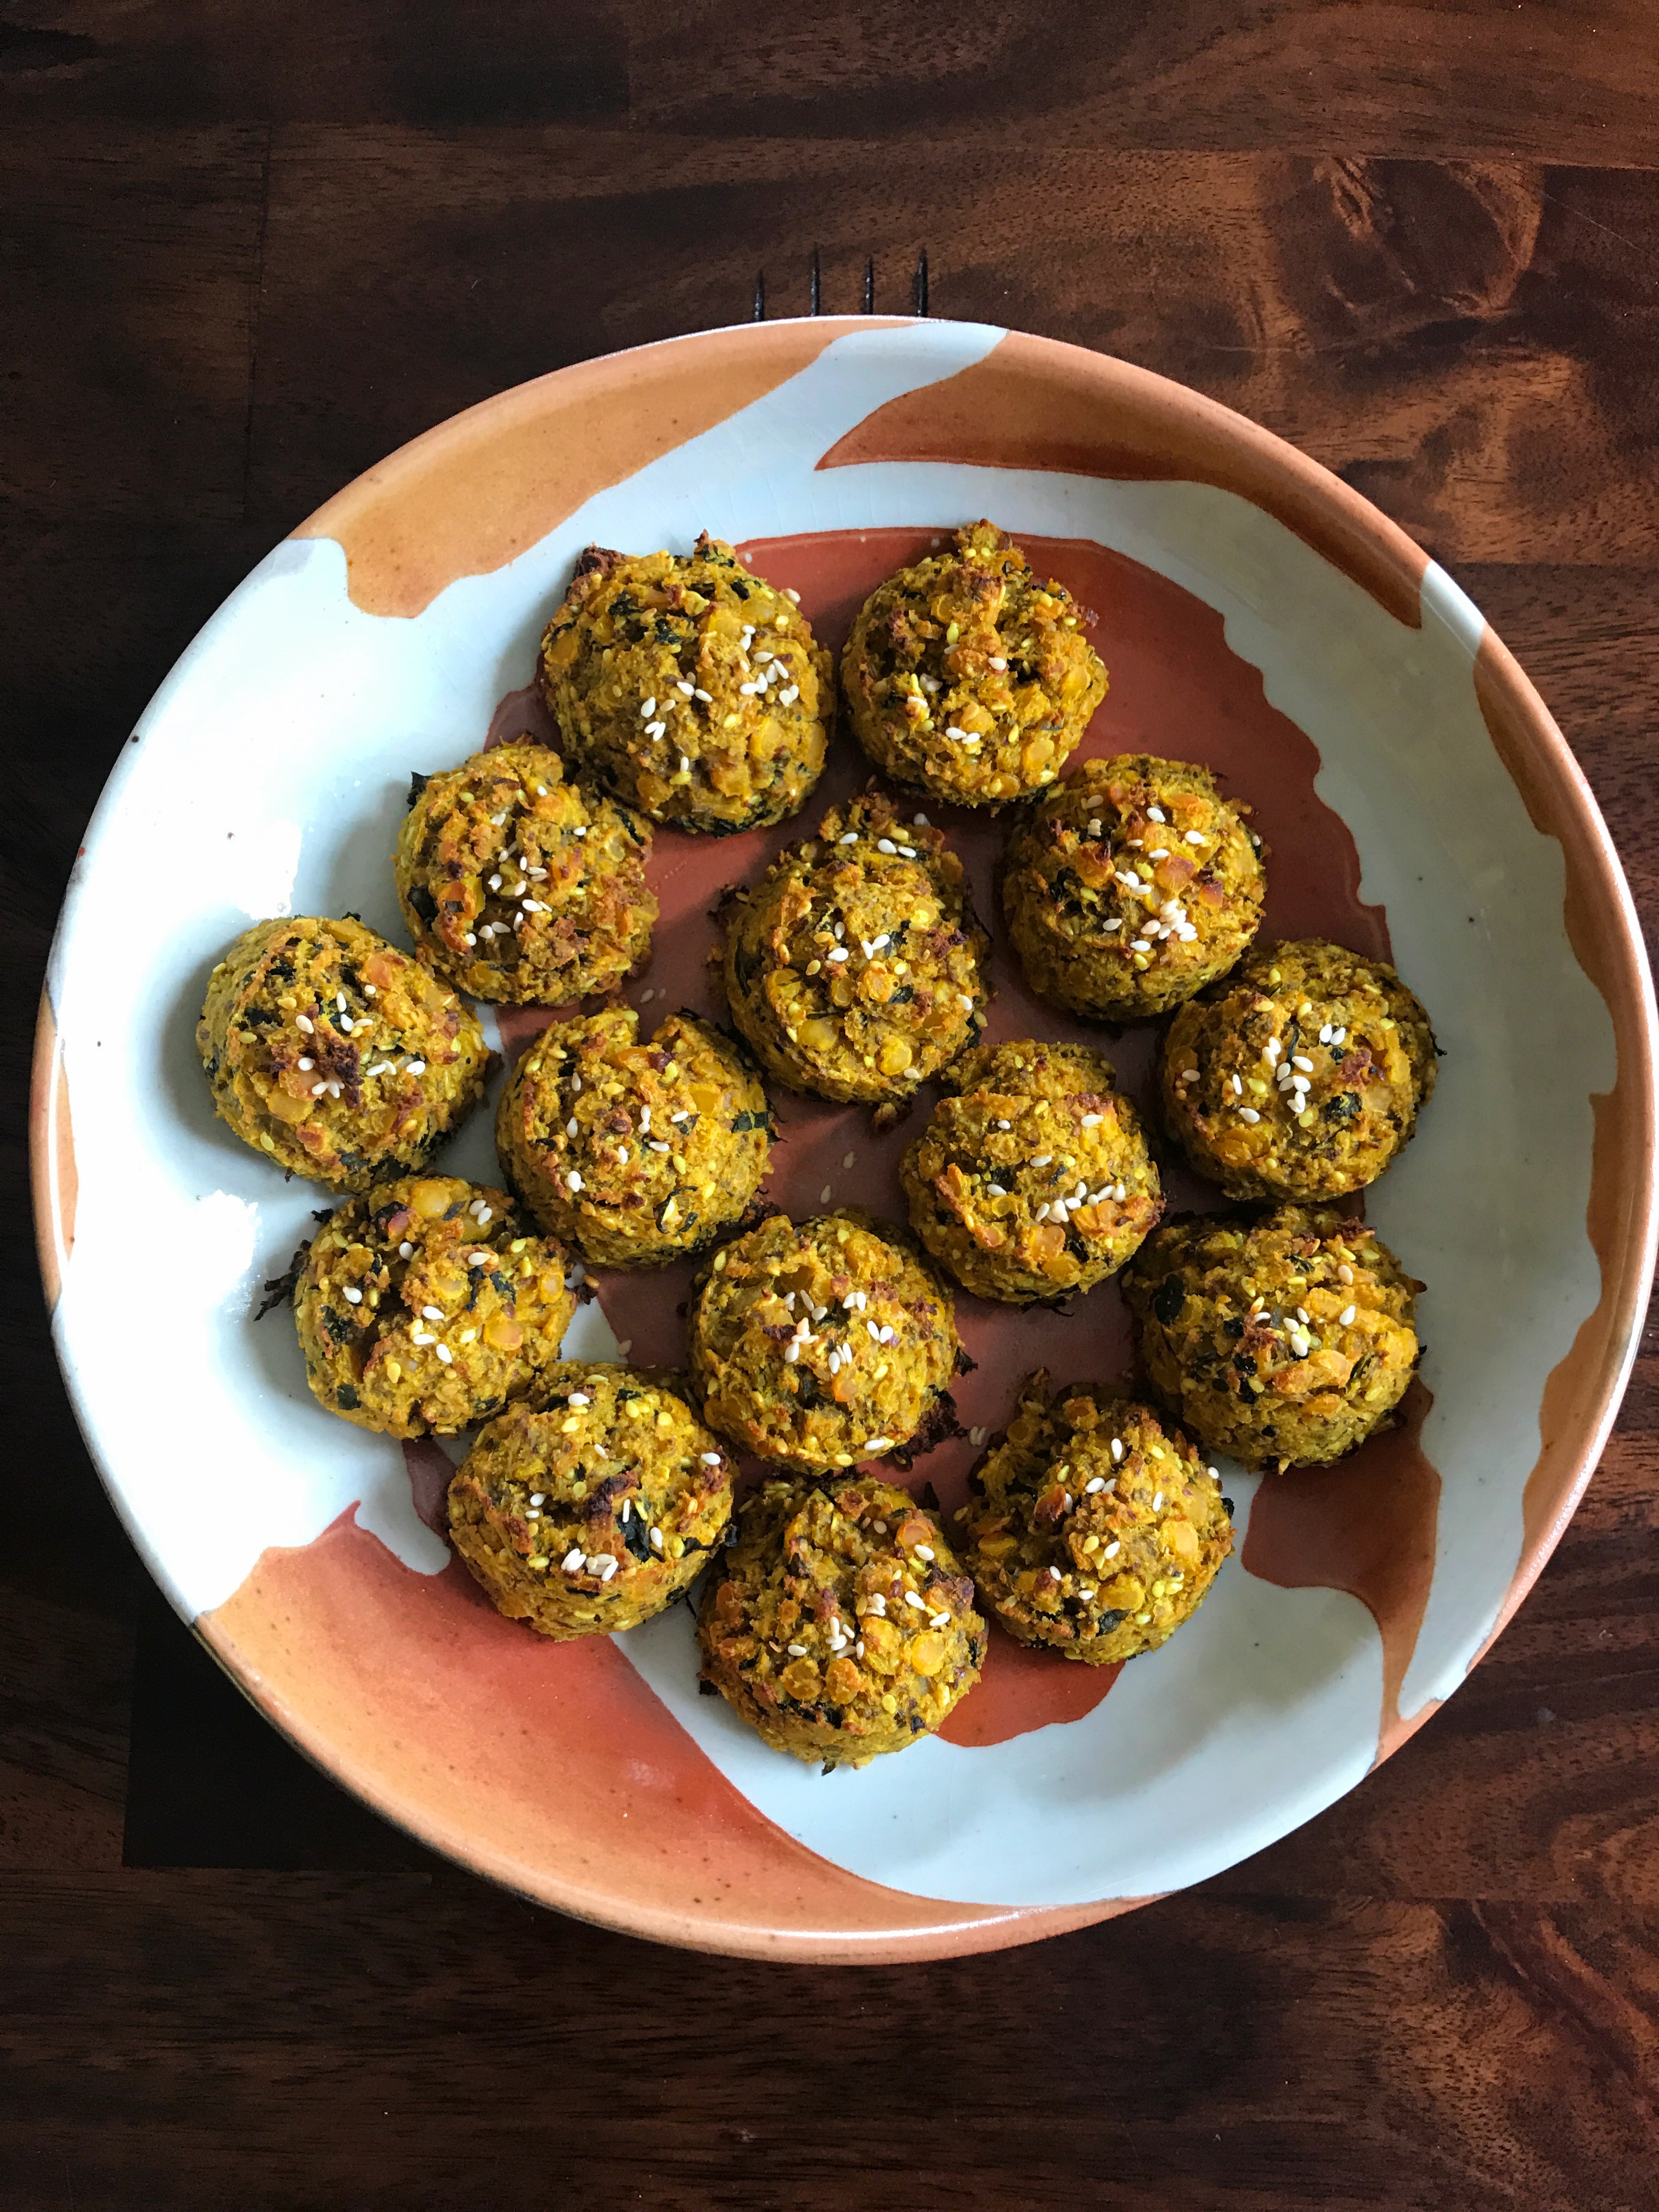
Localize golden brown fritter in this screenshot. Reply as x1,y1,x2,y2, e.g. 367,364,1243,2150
901,1039,1161,1304
290,1175,576,1437
198,916,488,1191
393,742,655,1006
720,788,989,1107
842,521,1108,804
698,1474,985,1767
960,1372,1232,1663
687,1210,959,1473
1122,1207,1421,1471
495,1006,771,1268
538,535,831,833
448,1363,732,1637
1160,938,1437,1201
1001,754,1265,1022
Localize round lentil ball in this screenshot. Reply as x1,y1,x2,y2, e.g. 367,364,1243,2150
721,789,989,1108
1159,938,1438,1201
1122,1206,1421,1471
494,1006,771,1269
1001,754,1265,1022
687,1209,960,1474
198,915,489,1191
900,1039,1161,1304
841,520,1108,805
537,534,831,833
448,1363,733,1638
393,741,655,1006
960,1371,1233,1663
697,1474,986,1768
290,1174,577,1437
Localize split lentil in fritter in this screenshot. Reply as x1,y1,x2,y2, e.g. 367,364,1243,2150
290,1174,576,1437
1001,753,1265,1022
1122,1206,1421,1471
448,1363,733,1638
687,1209,959,1473
1160,937,1437,1201
961,1372,1232,1663
198,915,489,1191
538,535,831,833
698,1474,985,1767
842,521,1108,805
901,1039,1161,1304
495,1006,771,1268
394,741,655,1006
720,788,989,1106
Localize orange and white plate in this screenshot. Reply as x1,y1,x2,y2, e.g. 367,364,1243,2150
31,320,1658,1959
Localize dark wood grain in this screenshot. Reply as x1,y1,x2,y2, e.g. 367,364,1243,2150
4,7,1659,2204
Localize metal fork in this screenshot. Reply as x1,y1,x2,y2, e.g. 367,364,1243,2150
753,248,929,321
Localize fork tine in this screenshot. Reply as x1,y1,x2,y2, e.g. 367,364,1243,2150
864,256,876,314
810,246,821,315
912,249,929,317
753,269,766,321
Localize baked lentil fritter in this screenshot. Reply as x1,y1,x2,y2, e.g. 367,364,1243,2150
290,1175,576,1437
394,741,655,1006
900,1038,1161,1304
538,535,831,833
961,1372,1232,1663
698,1474,985,1767
495,1006,771,1268
1160,938,1437,1201
842,521,1108,805
1122,1207,1421,1471
448,1363,733,1638
199,916,489,1191
687,1210,959,1473
1001,754,1265,1022
720,788,989,1107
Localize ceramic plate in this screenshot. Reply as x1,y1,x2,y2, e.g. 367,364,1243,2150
32,319,1657,1960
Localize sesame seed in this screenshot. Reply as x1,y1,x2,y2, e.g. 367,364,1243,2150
787,1643,808,1657
295,1014,314,1034
1340,1304,1357,1325
904,1592,927,1611
435,1344,454,1364
781,686,800,706
1337,1263,1355,1284
839,832,859,845
1184,829,1205,844
864,1436,894,1453
1232,1075,1244,1095
877,837,897,854
1153,1492,1163,1511
297,1057,314,1071
1180,1069,1199,1084
929,1610,951,1629
650,1527,664,1551
1239,1107,1261,1123
1081,1113,1102,1127
569,1391,591,1407
567,1171,583,1190
1085,1476,1106,1494
640,698,656,718
1293,1054,1314,1072
343,1286,362,1305
827,946,849,961
398,1242,414,1259
1110,1439,1124,1462
405,1059,426,1076
561,1549,585,1573
676,681,693,696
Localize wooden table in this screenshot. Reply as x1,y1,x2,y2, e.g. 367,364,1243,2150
6,8,1658,2204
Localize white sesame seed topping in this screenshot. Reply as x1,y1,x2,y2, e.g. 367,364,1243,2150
876,837,897,854
864,1436,894,1453
838,831,859,845
1110,1439,1124,1462
1081,1113,1102,1127
405,1059,426,1076
1340,1304,1357,1326
435,1343,453,1364
296,1014,314,1034
1085,1475,1107,1494
1184,829,1206,844
567,1171,583,1191
904,1592,927,1611
561,1549,585,1573
1104,1541,1121,1559
398,1241,413,1259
